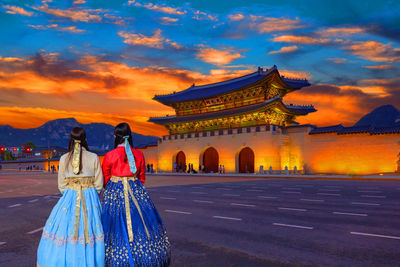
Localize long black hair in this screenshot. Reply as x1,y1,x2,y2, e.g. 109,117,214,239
114,122,134,149
67,127,89,174
114,123,134,163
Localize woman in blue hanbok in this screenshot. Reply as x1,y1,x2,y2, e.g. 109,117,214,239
37,127,105,267
101,122,170,266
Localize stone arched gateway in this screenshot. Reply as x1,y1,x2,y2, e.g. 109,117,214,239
238,147,255,173
174,151,186,172
200,147,219,173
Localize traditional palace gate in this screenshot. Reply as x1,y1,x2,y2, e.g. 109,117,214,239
175,151,186,171
202,147,219,173
239,147,255,173
150,66,315,173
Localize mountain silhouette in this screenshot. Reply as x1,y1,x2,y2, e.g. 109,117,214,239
354,105,400,127
0,118,158,151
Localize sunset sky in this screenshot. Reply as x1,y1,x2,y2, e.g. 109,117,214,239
1,0,399,136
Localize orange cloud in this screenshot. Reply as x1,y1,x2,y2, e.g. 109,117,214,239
73,0,86,4
285,79,400,127
118,29,182,49
252,17,305,33
339,85,389,97
129,0,186,15
271,35,330,44
28,24,85,33
3,5,33,16
279,69,312,80
317,27,365,36
159,16,179,25
228,13,244,21
268,45,298,54
192,10,218,21
343,40,400,63
284,85,365,126
0,54,272,135
196,48,242,65
34,2,102,22
363,65,395,70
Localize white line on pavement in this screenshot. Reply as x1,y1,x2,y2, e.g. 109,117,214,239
282,191,302,194
361,195,386,198
282,187,301,190
8,204,21,208
333,211,367,217
357,191,382,193
272,223,313,230
278,207,307,212
350,231,400,240
358,187,379,190
28,199,38,203
300,198,324,202
317,193,341,196
27,227,44,234
223,194,240,197
258,196,277,199
160,197,176,200
165,210,192,215
351,202,380,206
213,216,242,221
190,192,207,194
167,190,180,193
0,242,6,246
246,189,263,192
192,187,203,189
193,200,214,204
323,186,342,188
318,189,341,192
231,203,256,207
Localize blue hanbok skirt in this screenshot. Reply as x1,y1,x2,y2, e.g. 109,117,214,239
102,179,171,267
37,188,105,267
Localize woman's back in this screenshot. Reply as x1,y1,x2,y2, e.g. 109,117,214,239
58,148,103,193
102,145,145,185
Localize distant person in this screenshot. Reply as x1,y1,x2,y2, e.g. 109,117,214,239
222,165,225,174
173,162,177,172
150,163,154,173
101,122,170,266
219,164,222,174
147,163,150,173
184,163,187,172
37,127,104,266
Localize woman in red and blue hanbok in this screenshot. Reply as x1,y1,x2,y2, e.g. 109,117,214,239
101,123,171,266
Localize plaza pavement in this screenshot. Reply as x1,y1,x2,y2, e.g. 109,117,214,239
1,171,400,266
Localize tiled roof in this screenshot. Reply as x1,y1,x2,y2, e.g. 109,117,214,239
149,95,316,124
153,66,310,104
149,95,281,124
285,104,316,115
309,124,400,135
309,124,343,134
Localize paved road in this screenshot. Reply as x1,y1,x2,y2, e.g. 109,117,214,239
1,173,400,266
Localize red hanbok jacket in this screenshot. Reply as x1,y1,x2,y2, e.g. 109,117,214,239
102,145,146,187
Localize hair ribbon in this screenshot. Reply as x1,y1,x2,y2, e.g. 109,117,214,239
72,139,81,175
123,136,137,174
